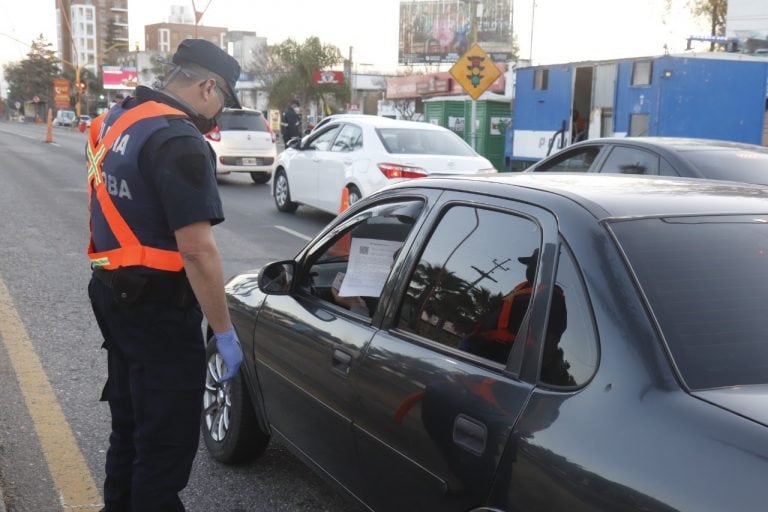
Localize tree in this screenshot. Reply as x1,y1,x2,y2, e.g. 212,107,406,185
3,35,60,109
690,0,728,51
250,37,348,114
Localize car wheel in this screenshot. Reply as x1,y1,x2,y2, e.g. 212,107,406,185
273,170,298,213
348,185,362,205
250,172,270,184
201,336,270,464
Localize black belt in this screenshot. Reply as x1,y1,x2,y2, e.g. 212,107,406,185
93,268,194,305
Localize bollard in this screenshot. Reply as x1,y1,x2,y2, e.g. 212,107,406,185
45,108,53,143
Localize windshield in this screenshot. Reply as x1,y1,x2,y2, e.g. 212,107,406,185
610,215,768,390
217,111,268,131
681,148,768,185
377,128,477,157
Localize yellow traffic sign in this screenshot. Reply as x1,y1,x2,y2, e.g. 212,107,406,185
449,43,502,100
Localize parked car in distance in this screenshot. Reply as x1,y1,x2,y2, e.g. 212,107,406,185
273,116,497,214
206,108,277,184
52,109,77,127
203,173,768,512
524,136,768,184
78,115,92,128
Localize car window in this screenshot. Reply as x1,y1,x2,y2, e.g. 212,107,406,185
307,125,342,151
216,111,268,131
331,124,363,152
680,148,768,184
540,243,598,388
610,215,768,389
533,147,600,172
396,205,540,366
599,146,660,175
377,128,477,156
300,200,424,318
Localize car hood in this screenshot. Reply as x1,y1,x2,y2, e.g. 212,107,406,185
693,385,768,428
389,154,496,174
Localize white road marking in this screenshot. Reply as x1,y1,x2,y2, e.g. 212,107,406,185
274,225,312,241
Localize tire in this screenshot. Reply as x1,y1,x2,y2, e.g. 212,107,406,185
201,336,270,464
250,172,270,184
347,185,362,206
273,170,298,212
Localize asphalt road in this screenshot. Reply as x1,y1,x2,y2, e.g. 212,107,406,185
0,120,364,512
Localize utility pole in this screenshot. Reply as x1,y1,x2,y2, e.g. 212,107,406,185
470,0,479,150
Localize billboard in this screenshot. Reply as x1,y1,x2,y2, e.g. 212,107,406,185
398,0,513,64
53,78,71,109
312,71,345,85
103,66,138,90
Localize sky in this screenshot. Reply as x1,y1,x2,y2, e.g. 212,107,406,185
1,0,709,93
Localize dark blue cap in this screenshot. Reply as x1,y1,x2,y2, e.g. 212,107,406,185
172,38,241,108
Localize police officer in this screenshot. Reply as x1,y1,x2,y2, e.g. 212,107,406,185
86,39,244,511
280,98,301,144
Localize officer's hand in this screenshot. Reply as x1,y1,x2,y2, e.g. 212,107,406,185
214,328,243,382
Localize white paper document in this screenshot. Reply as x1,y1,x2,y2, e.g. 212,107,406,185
338,238,403,297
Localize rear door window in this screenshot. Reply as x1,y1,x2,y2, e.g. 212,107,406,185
599,146,660,175
396,205,541,366
610,215,768,389
217,111,268,131
532,146,601,172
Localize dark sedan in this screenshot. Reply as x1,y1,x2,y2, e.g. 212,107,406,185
524,136,768,184
202,174,768,512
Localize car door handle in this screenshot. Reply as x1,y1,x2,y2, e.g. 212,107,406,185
312,156,321,163
453,414,487,456
331,348,352,377
343,159,353,165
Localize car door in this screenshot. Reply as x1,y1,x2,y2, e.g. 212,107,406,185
350,191,560,511
251,197,427,497
288,124,342,206
316,123,365,213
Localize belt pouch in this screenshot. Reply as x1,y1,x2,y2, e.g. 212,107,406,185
111,270,147,305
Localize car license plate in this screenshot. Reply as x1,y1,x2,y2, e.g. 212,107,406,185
241,158,257,165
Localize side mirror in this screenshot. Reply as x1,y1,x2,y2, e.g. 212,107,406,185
258,260,296,295
286,137,301,150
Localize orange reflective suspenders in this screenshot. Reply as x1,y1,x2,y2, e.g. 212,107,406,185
87,101,187,271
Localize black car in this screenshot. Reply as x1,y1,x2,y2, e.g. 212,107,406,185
203,174,768,512
524,136,768,185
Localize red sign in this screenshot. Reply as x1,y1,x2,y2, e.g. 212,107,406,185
312,71,345,85
386,63,506,99
103,66,138,90
53,78,71,109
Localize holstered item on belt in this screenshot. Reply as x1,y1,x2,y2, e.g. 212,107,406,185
93,268,196,308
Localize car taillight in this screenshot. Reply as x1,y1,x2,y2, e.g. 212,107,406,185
378,163,428,179
266,123,276,143
205,126,221,142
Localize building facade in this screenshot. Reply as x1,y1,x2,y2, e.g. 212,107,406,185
144,22,227,53
727,0,768,52
55,0,130,75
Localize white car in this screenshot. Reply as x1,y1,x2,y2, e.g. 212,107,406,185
273,116,497,214
206,108,277,184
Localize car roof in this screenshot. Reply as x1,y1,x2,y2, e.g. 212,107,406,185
327,116,447,131
571,136,768,153
385,173,768,219
220,107,262,115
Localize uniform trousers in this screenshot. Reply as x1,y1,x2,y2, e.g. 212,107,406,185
88,276,206,512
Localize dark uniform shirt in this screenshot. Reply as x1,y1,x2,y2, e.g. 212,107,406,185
102,86,224,277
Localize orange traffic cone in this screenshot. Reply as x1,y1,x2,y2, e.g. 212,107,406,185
45,108,53,143
339,187,350,213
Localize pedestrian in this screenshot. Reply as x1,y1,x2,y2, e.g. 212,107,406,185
280,98,301,144
86,38,244,512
